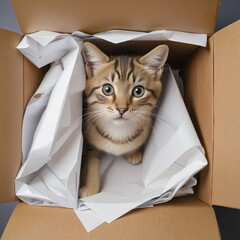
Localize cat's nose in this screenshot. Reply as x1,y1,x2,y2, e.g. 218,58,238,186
116,107,128,115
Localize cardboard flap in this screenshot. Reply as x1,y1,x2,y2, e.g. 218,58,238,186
0,29,23,202
11,0,219,34
212,20,240,209
2,196,220,240
181,37,214,206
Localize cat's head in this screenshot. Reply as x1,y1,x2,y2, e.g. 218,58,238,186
82,42,169,126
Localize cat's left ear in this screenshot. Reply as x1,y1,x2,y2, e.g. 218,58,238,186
139,45,169,74
82,42,109,78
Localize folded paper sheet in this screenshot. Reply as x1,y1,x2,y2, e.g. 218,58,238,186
16,30,207,232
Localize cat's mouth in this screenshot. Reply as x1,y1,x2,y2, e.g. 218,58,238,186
112,117,128,125
113,116,127,121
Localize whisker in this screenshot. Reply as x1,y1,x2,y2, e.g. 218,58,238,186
82,113,106,126
81,110,104,118
136,114,162,131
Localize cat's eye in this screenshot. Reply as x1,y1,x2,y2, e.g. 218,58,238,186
132,86,145,98
102,84,114,96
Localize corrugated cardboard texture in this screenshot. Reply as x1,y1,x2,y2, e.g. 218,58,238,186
212,20,240,209
11,0,219,34
0,29,23,202
181,38,214,206
1,196,220,240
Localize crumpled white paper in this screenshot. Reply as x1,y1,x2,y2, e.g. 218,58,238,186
16,30,207,232
72,29,207,46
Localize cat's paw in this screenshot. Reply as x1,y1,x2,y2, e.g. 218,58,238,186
126,151,143,165
79,186,99,198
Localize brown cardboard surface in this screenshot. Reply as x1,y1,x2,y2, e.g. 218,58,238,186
0,30,48,202
11,0,219,34
0,1,232,238
181,38,214,206
0,29,23,202
212,20,240,209
2,196,220,240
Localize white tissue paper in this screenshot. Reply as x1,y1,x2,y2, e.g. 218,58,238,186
16,30,207,232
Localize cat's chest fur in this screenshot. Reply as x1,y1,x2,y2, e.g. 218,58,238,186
84,119,151,156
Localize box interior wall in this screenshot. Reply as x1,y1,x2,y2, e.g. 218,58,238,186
3,1,240,237
0,30,214,206
0,0,224,208
2,22,240,210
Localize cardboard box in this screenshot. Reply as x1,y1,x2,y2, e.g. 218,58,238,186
0,0,239,239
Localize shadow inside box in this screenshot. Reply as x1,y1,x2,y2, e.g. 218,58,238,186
213,205,240,240
0,202,18,238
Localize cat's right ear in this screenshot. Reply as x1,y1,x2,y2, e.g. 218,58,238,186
82,42,109,78
139,45,169,75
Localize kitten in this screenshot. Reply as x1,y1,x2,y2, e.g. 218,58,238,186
79,42,169,198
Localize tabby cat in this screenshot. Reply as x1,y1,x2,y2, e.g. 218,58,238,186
79,42,169,198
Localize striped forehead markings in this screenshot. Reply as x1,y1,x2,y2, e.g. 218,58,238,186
114,59,121,79
127,59,135,82
114,57,137,82
111,73,115,82
120,56,129,80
